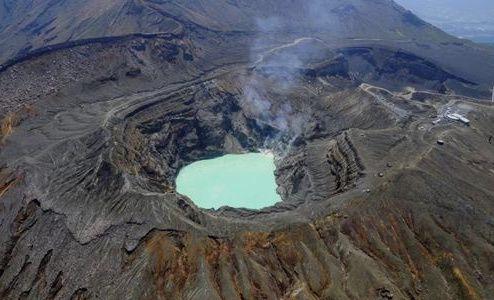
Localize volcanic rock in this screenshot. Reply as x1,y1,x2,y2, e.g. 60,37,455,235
0,0,493,299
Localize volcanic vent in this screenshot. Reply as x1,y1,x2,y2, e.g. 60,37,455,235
106,73,366,213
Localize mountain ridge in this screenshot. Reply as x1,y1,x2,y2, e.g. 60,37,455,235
1,0,493,90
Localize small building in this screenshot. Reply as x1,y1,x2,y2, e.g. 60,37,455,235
447,113,470,125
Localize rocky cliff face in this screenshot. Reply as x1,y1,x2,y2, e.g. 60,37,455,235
0,1,493,299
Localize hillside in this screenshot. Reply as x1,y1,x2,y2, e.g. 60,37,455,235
0,1,493,299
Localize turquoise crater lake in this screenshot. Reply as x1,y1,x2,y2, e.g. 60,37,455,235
176,153,281,210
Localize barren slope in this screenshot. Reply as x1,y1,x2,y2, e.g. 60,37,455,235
0,1,493,299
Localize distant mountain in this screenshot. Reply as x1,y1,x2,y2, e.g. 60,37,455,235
0,0,451,62
1,0,493,88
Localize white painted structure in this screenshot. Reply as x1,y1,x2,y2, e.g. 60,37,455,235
447,113,470,125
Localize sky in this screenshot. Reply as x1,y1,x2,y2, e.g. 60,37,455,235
395,0,494,41
395,0,494,23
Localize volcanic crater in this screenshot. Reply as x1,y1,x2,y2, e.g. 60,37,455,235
0,1,493,299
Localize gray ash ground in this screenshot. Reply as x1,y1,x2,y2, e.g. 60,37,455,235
0,1,493,299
